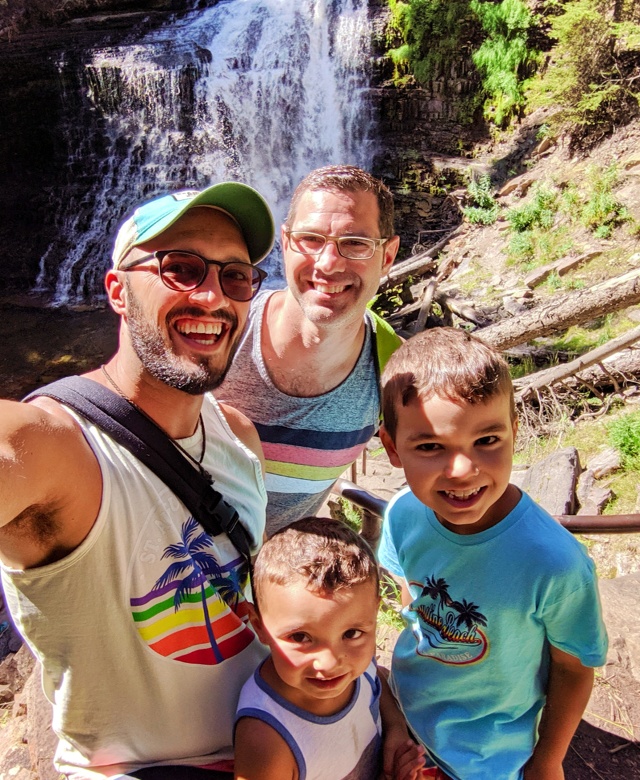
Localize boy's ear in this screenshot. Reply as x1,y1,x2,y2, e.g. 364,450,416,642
379,424,403,469
246,602,269,645
512,415,519,449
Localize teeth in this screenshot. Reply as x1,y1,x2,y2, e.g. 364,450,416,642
176,321,222,336
444,487,482,500
314,283,346,294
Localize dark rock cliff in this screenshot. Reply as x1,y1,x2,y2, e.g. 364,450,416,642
0,0,201,294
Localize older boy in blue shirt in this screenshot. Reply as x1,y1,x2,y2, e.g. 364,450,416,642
377,327,608,780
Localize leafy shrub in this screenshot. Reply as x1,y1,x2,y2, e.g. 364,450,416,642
462,173,499,224
507,184,558,232
581,164,630,235
608,410,640,471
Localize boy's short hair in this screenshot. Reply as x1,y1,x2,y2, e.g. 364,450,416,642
382,327,516,441
252,517,380,610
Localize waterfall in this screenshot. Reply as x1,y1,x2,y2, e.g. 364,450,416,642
38,0,375,305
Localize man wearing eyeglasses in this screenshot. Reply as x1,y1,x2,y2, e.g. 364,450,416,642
0,184,275,779
217,165,401,536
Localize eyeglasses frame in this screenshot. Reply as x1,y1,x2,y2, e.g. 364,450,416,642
120,250,268,300
285,230,390,261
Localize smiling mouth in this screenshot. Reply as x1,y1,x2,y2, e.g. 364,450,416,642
174,319,228,346
311,281,349,295
439,486,486,505
308,674,348,688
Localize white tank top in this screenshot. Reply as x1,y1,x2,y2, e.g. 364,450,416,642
236,659,382,780
2,395,267,778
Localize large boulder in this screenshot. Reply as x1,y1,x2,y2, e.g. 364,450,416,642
516,446,581,515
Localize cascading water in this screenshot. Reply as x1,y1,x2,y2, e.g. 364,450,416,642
38,0,375,306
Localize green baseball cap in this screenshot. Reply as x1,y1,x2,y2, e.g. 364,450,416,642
112,182,275,268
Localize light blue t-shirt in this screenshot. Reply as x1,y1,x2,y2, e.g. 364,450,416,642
378,488,608,780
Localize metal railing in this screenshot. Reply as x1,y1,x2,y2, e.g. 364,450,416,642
332,478,640,535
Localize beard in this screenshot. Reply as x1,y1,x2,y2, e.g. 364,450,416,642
125,284,241,395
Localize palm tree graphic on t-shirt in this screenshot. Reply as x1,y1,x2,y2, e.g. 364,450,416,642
154,516,225,663
210,565,245,612
411,574,489,663
420,576,452,620
449,598,488,638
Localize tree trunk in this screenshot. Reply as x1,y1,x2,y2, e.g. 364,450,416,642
514,325,640,401
478,268,640,351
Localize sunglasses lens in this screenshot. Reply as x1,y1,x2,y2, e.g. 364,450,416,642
220,264,261,301
159,252,205,290
158,252,264,300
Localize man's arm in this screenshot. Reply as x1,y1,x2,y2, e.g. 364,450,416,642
523,645,595,780
234,716,297,780
0,398,101,569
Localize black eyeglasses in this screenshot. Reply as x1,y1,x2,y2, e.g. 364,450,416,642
121,251,267,301
286,231,389,260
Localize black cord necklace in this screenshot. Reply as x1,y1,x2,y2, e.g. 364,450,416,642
100,365,209,476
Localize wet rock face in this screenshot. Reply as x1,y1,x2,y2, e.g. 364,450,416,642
0,1,194,293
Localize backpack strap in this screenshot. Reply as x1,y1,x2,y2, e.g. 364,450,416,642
365,307,403,382
24,376,253,569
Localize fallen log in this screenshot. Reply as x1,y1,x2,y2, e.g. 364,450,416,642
414,280,437,333
478,267,640,351
379,225,464,288
388,288,485,328
515,325,640,401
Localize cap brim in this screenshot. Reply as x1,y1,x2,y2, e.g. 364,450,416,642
134,182,275,265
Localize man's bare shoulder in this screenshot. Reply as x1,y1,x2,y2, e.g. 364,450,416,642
0,395,81,449
218,401,265,474
0,396,102,568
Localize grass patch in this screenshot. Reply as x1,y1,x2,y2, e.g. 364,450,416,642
504,184,575,270
507,184,559,232
507,225,573,269
549,314,635,355
456,258,496,298
378,573,405,632
508,354,537,381
602,471,639,517
608,409,640,471
336,498,363,533
581,165,630,236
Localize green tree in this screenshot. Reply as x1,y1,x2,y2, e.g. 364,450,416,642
387,0,476,85
470,0,539,126
529,0,640,149
386,0,538,127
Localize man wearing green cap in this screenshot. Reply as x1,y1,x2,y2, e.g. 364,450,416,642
0,183,275,779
